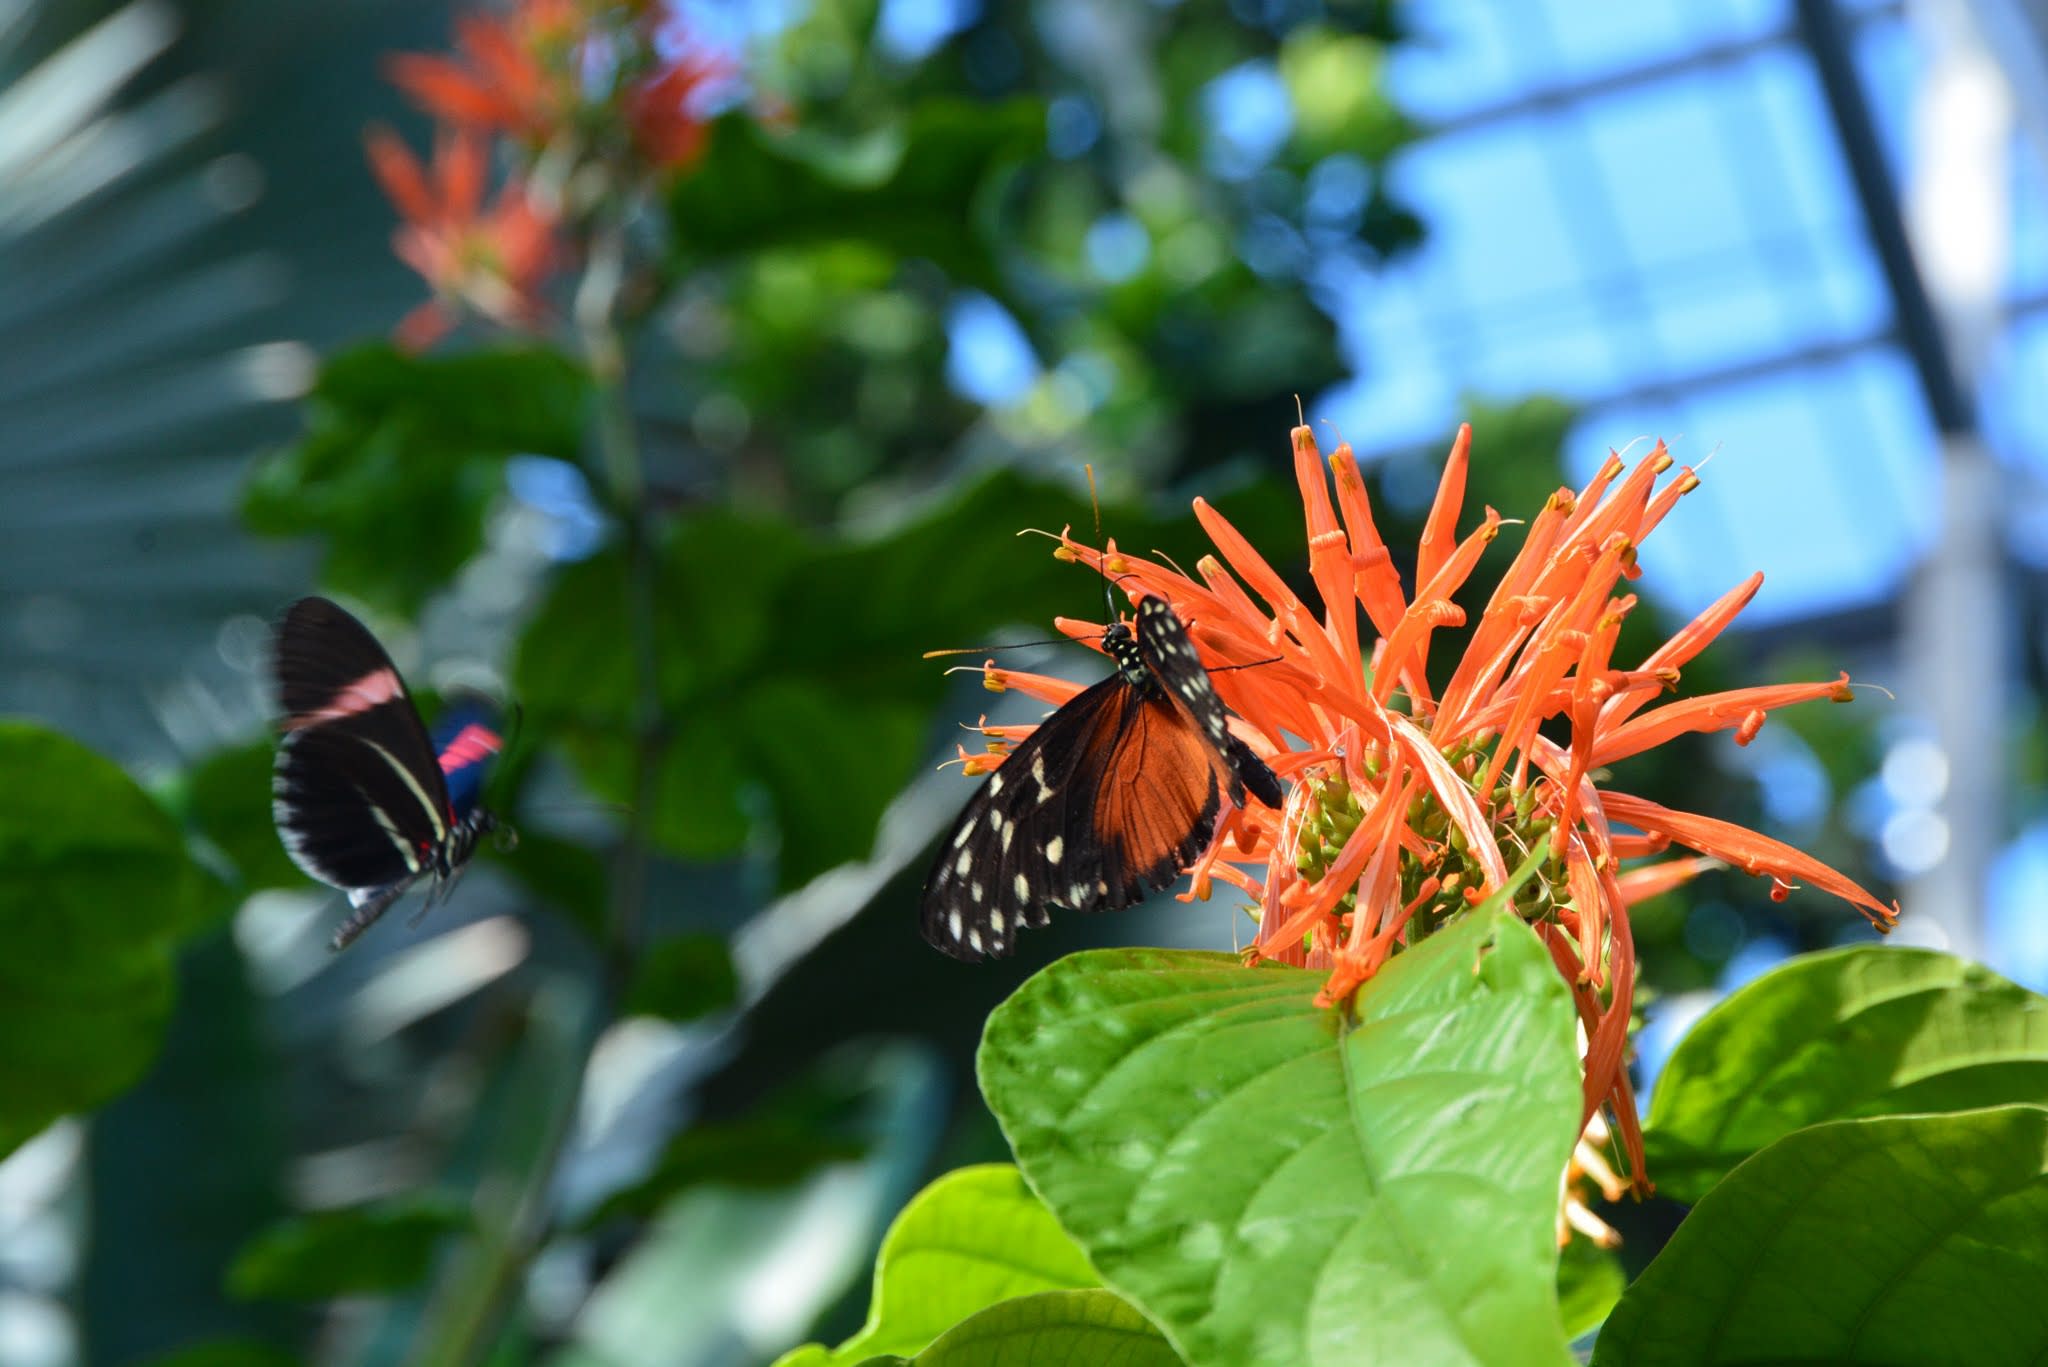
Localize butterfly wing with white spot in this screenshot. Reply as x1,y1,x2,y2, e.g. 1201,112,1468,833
1132,595,1284,808
920,675,1126,961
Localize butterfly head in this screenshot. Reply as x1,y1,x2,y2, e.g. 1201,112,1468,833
1102,618,1148,687
438,804,503,878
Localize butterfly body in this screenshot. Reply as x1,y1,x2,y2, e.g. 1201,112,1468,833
921,595,1282,962
271,597,508,950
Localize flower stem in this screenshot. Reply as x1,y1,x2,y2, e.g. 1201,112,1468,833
577,220,665,996
421,221,665,1366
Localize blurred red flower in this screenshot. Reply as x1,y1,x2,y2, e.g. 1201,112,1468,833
386,1,731,178
623,46,729,171
383,1,583,145
365,126,559,349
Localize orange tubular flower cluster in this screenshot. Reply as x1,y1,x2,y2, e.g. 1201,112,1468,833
365,128,558,350
383,0,585,144
387,0,731,172
987,424,1897,1193
369,0,731,346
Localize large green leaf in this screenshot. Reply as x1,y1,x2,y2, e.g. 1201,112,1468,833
774,1164,1099,1367
516,468,1307,888
1596,1106,2048,1366
243,342,592,615
1644,946,2048,1199
979,912,1582,1367
0,722,216,1159
904,1290,1182,1367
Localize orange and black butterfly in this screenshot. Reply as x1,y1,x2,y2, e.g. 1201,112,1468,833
921,594,1284,961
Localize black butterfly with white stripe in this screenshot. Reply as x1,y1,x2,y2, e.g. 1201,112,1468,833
921,594,1284,961
271,596,508,949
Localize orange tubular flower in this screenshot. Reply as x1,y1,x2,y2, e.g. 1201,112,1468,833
986,423,1896,1196
365,127,560,349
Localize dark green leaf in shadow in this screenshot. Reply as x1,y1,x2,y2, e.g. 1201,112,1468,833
136,1340,299,1367
243,342,592,616
1643,946,2048,1200
83,933,291,1362
625,932,740,1022
1595,1106,2048,1366
180,739,302,893
515,468,1309,888
913,1290,1182,1367
978,912,1582,1367
500,829,610,943
226,1195,471,1302
773,1164,1098,1367
0,722,214,1160
672,102,1044,288
1556,1237,1625,1342
589,1069,871,1227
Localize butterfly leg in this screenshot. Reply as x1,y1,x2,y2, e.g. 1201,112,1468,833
406,861,472,931
331,877,419,951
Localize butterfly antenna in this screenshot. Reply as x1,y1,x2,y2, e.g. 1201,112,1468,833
1208,655,1284,674
1083,463,1124,621
1086,462,1104,546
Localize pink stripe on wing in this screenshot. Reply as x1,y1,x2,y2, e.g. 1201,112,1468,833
438,724,503,772
283,668,404,729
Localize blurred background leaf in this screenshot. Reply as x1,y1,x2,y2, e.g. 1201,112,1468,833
243,344,591,617
0,721,220,1161
227,1195,471,1302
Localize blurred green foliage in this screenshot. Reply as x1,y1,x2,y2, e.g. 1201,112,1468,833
243,345,591,616
228,1196,472,1302
624,932,740,1022
671,103,1045,290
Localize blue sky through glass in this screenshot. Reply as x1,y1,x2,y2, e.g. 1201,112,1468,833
929,0,2048,989
1310,0,2002,631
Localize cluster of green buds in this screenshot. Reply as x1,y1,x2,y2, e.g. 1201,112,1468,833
1288,742,1575,957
